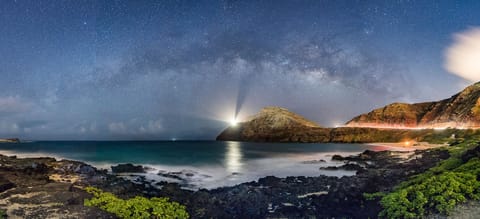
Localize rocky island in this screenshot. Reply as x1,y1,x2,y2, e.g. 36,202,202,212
0,138,20,143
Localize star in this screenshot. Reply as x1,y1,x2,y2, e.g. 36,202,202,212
363,27,374,35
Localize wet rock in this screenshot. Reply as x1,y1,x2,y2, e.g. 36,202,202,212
157,170,201,182
301,159,326,164
75,164,96,175
331,155,345,161
111,163,146,173
320,163,364,172
157,172,184,181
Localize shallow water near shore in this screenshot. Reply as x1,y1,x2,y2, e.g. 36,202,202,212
0,141,406,189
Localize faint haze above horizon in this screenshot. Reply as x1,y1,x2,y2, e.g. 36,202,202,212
1,0,480,140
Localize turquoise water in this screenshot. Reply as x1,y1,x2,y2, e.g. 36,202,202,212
0,141,392,189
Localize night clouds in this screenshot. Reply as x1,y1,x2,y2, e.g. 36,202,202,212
445,27,480,82
0,1,479,140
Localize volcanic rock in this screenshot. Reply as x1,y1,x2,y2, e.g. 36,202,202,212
111,163,146,173
0,176,15,192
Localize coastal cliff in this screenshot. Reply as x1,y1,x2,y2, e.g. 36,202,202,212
346,82,480,129
218,121,479,143
215,106,478,143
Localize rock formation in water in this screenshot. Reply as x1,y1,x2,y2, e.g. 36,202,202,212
0,138,20,143
346,82,480,129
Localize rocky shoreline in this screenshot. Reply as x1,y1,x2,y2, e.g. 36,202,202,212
0,147,451,218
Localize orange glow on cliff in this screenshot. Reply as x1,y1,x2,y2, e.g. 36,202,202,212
345,122,477,130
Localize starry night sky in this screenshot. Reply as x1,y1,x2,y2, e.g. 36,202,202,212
1,0,479,140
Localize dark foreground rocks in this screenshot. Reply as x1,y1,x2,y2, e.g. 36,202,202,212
0,148,450,218
159,148,449,219
0,155,154,218
111,163,146,173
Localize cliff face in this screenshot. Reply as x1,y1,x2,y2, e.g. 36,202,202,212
346,82,480,129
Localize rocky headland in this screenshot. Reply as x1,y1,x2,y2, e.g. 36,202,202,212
217,106,328,142
346,82,480,129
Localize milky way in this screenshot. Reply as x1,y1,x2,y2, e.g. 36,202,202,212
0,0,479,140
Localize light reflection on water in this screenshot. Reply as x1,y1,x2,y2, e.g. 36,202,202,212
225,141,243,174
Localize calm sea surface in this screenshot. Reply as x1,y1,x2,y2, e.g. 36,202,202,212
0,141,395,189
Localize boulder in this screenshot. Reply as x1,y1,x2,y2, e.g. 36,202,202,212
111,163,145,173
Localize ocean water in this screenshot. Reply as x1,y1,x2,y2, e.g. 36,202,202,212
0,141,397,189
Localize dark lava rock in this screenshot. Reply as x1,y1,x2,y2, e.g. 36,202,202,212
0,175,15,192
75,165,96,175
461,145,480,162
321,163,365,172
331,155,345,161
301,159,326,164
158,172,184,181
111,163,146,173
258,176,281,186
23,162,51,176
